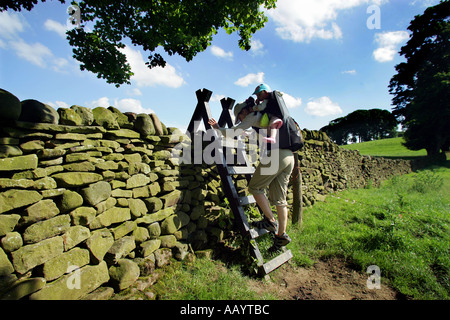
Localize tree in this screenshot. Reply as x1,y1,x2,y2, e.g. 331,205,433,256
321,116,350,145
346,110,371,143
320,109,397,145
366,109,398,140
388,1,449,157
1,0,276,87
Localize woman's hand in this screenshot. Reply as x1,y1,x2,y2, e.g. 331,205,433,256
208,118,219,129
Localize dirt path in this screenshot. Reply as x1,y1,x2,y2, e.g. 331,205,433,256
249,258,401,300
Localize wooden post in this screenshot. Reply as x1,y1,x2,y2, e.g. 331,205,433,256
186,88,213,135
291,152,303,227
218,97,235,128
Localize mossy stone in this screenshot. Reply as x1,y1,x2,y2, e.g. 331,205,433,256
0,154,38,171
19,99,59,124
58,108,83,126
52,172,103,187
92,107,119,129
0,88,21,122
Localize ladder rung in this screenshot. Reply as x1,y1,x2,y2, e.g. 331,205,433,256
249,227,270,239
227,166,255,175
237,195,255,206
262,249,293,274
221,138,245,149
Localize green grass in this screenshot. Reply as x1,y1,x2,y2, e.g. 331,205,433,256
287,166,449,299
152,256,276,300
150,166,449,300
340,137,427,159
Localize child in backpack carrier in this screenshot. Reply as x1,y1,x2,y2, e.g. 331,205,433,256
259,112,283,144
249,97,283,144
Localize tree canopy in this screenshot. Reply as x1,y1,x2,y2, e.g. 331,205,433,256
1,0,276,87
320,109,398,145
388,1,449,156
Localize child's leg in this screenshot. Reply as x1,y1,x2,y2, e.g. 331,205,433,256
263,118,283,144
270,118,283,129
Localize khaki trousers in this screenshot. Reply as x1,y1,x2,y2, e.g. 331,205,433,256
248,148,294,206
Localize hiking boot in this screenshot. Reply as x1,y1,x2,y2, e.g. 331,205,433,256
269,233,292,253
251,217,278,234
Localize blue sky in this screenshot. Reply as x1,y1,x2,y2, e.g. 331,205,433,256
0,0,440,131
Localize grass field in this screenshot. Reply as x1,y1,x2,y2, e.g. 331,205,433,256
288,166,449,299
340,137,427,159
129,139,449,300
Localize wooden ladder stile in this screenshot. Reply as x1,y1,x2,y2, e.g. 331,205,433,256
186,88,293,276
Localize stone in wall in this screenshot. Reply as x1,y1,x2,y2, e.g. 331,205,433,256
0,89,21,123
29,261,110,300
19,100,59,124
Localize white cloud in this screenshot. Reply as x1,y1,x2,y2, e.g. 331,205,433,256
115,98,155,114
410,0,440,7
234,72,265,87
281,92,302,109
9,39,53,68
342,69,357,75
44,19,68,38
51,57,69,72
8,38,70,72
127,88,143,96
0,11,26,39
89,97,155,114
305,96,343,117
210,45,233,60
90,97,111,109
373,31,409,62
47,101,70,109
0,12,70,72
266,0,387,43
120,46,185,88
250,39,265,56
210,94,226,102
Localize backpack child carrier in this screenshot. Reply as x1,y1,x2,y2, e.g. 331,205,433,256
264,91,304,152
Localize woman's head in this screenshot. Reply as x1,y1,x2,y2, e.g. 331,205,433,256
237,107,251,122
233,102,251,123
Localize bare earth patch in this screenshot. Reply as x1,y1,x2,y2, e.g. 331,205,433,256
250,258,401,300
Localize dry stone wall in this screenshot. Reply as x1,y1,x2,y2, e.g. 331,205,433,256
297,129,412,206
0,88,411,300
0,89,219,300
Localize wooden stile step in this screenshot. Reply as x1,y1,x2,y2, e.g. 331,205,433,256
227,166,255,175
249,227,270,239
220,138,247,149
237,195,256,206
262,249,293,275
